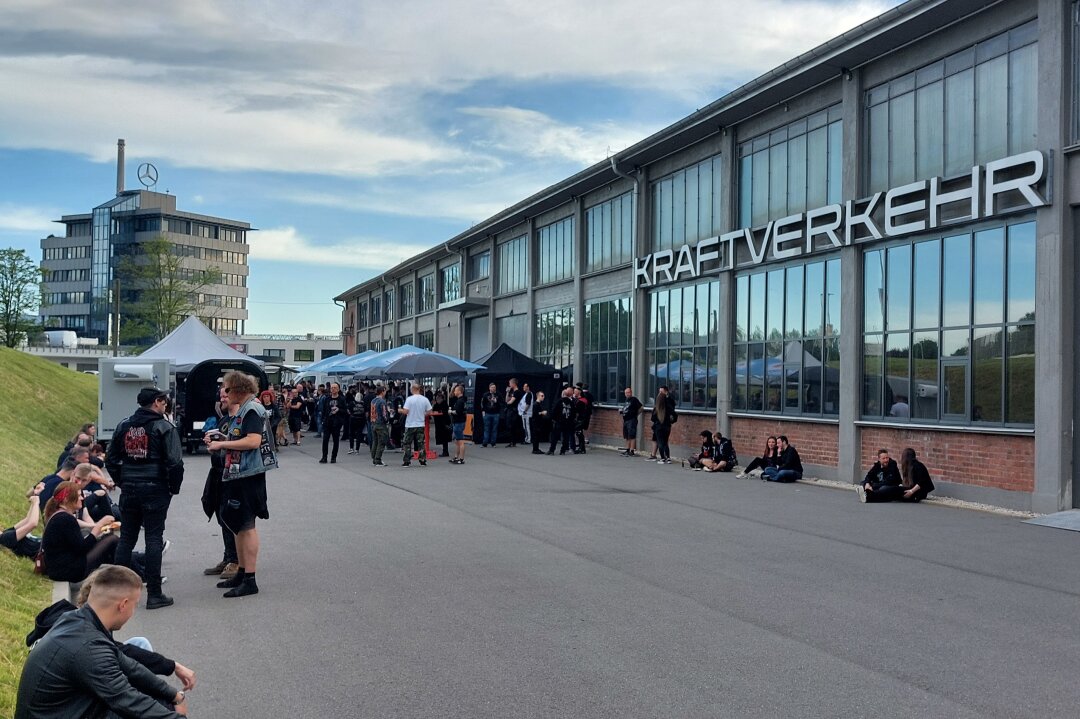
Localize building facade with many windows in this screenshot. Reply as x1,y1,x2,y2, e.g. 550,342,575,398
337,0,1078,512
40,189,252,343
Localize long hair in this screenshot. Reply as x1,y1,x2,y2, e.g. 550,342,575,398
654,391,667,423
900,448,918,488
764,436,777,458
44,481,80,522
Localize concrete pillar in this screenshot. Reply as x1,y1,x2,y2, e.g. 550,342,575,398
1034,0,1073,512
632,166,651,404
715,128,737,436
572,197,585,378
837,65,865,485
525,218,536,356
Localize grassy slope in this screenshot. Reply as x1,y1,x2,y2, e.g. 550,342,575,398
0,347,97,716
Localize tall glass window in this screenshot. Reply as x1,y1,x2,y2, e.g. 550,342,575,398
537,217,574,285
468,250,490,281
866,21,1037,192
650,156,723,253
862,220,1035,426
384,288,395,323
495,315,528,353
583,297,632,405
496,235,528,294
738,107,843,227
357,301,368,329
586,192,635,273
417,330,434,351
440,264,460,304
733,259,841,416
399,282,414,318
418,274,436,313
646,280,720,409
370,296,381,325
534,307,574,370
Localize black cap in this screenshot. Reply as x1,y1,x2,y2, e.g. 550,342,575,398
137,387,169,407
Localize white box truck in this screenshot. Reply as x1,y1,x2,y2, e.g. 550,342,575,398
98,357,173,444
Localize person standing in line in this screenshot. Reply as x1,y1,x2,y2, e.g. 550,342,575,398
577,383,595,447
480,382,501,447
572,387,591,454
399,383,433,467
548,387,577,455
762,435,803,483
106,386,183,610
431,390,452,457
202,385,239,583
504,378,524,447
319,382,347,464
650,386,676,464
313,386,327,438
618,387,643,457
899,447,936,502
347,383,368,455
273,387,288,448
259,390,281,450
206,371,276,598
369,385,390,467
530,390,549,455
14,565,190,719
855,448,905,503
287,388,305,446
518,382,534,445
448,384,468,464
389,384,407,450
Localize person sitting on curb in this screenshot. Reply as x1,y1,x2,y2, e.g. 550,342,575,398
15,565,190,718
688,431,716,471
2,483,44,560
899,447,936,502
855,448,905,503
737,436,779,478
703,431,738,473
762,436,803,483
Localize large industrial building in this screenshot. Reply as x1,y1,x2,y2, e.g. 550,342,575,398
40,140,252,344
336,0,1077,513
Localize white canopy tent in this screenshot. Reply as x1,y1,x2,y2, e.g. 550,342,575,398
138,316,263,372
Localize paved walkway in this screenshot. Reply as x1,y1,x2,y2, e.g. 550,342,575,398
121,439,1080,718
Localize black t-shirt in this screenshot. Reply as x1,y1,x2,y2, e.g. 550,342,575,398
556,396,576,427
38,474,63,510
620,396,642,419
450,397,468,423
481,392,500,414
507,388,524,409
324,394,348,423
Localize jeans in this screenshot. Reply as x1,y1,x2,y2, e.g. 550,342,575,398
125,637,153,651
402,426,425,463
115,482,172,588
370,424,388,463
482,413,499,445
653,424,671,460
763,467,802,483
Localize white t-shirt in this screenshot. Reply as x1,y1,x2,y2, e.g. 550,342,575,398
402,394,433,428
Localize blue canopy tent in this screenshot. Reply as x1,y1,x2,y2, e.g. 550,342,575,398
338,344,484,379
296,351,368,375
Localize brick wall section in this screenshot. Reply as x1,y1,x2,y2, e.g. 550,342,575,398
859,426,1034,493
589,407,716,456
729,417,839,468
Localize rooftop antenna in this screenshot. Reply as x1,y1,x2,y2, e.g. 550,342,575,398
116,139,125,195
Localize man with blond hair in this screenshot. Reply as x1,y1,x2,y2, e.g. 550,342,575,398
16,565,189,718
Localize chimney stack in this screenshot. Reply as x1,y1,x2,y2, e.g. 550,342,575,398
116,139,125,195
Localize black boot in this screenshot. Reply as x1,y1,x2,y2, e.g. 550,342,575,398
217,568,246,589
223,574,259,598
146,580,174,610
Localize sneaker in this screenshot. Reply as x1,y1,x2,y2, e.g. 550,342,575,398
419,460,427,466
663,459,672,464
856,485,867,503
318,458,328,464
203,559,229,576
628,450,636,457
646,455,657,461
402,462,411,467
656,459,665,464
162,539,171,556
736,472,748,479
692,467,703,472
347,449,357,455
373,461,387,467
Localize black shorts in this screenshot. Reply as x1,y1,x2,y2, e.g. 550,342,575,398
219,474,269,534
288,414,304,433
1,527,40,559
622,418,638,440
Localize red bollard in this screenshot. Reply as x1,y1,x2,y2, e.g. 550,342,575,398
414,415,438,460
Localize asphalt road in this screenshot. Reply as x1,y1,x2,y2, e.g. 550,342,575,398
121,439,1080,718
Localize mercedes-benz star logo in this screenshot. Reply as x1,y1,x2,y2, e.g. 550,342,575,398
137,162,158,189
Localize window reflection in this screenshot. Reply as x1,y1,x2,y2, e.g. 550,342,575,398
647,281,719,409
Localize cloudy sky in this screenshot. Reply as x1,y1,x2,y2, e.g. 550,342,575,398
0,0,897,335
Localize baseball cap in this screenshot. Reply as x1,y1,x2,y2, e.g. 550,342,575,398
137,387,169,407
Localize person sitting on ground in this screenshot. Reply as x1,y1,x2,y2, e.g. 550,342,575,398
41,481,119,584
688,431,716,470
737,436,780,478
855,448,904,503
762,436,803,483
26,566,197,692
56,433,92,471
899,447,935,502
15,565,190,718
703,431,738,473
72,463,120,523
2,483,44,560
38,455,83,511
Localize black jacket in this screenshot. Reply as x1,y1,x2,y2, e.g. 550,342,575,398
15,604,181,719
864,458,902,487
105,408,184,493
777,445,803,473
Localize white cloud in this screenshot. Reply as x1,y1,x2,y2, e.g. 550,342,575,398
249,226,432,270
0,204,60,234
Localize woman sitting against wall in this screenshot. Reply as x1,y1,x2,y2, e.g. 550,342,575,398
899,448,935,502
737,436,779,479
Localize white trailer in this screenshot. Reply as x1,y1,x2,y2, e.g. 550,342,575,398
98,357,172,443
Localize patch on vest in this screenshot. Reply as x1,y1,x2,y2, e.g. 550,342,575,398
124,426,149,459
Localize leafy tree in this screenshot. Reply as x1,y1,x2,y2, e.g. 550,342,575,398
116,236,222,344
0,248,44,347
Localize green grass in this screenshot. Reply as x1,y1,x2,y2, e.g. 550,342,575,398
0,347,97,716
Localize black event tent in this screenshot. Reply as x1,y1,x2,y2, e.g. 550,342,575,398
468,344,564,442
